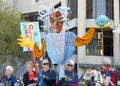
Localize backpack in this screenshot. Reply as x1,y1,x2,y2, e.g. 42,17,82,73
106,69,117,86
114,69,120,86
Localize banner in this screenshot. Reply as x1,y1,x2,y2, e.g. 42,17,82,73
20,22,41,51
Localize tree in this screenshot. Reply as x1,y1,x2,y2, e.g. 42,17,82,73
0,0,31,77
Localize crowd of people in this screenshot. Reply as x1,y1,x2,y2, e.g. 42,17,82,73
0,59,78,86
79,58,120,86
0,58,120,86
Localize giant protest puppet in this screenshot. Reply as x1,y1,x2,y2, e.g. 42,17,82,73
17,5,110,80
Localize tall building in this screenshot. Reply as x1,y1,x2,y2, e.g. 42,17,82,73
4,0,120,77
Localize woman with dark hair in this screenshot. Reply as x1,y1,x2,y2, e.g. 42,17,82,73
38,58,56,86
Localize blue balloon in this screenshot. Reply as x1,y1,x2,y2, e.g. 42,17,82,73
96,15,109,26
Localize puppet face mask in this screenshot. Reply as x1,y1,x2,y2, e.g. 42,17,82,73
50,11,64,33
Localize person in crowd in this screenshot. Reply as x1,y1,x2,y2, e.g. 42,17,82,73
90,67,96,83
83,66,94,86
1,65,18,86
38,58,56,86
57,59,79,86
102,57,116,86
23,61,38,86
94,68,103,86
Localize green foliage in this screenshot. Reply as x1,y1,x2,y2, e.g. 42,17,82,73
0,0,31,64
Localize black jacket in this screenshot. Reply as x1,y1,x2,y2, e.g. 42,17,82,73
23,71,37,86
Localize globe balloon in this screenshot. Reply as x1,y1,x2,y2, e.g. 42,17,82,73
96,15,109,26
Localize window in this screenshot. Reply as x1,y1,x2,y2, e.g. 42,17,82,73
67,0,78,19
103,29,113,56
106,0,114,20
86,0,114,20
86,0,93,18
86,28,113,56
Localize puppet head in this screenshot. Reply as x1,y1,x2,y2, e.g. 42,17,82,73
50,11,63,33
37,5,72,32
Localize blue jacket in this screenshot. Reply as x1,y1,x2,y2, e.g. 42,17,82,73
64,70,79,85
38,72,45,86
56,70,79,86
1,75,18,86
38,69,56,86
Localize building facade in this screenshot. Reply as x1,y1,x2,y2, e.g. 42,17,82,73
4,0,120,77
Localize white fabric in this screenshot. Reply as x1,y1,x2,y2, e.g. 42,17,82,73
94,71,103,83
45,32,65,64
105,76,111,86
58,64,65,80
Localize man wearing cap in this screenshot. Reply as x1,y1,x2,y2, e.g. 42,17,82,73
57,59,79,86
102,58,116,86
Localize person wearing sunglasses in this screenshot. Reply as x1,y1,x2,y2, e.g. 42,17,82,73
57,59,79,86
38,58,56,86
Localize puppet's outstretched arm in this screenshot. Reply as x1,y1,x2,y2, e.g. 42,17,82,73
17,35,34,48
34,39,46,58
17,35,46,58
75,22,110,46
75,27,95,46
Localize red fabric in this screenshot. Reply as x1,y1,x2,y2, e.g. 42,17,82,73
29,72,37,84
109,71,117,86
29,72,35,80
32,51,38,78
104,66,111,74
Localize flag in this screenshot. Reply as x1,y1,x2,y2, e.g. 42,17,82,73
20,22,41,51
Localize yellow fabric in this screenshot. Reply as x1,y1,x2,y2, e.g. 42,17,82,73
34,39,46,58
17,35,45,58
75,27,95,46
96,22,110,29
17,35,34,48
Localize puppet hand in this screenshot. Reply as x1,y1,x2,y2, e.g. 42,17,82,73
95,22,110,29
17,35,34,48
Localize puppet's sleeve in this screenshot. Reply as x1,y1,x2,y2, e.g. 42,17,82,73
75,27,95,46
34,39,46,58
